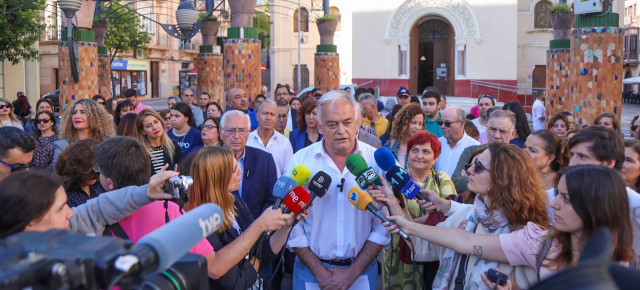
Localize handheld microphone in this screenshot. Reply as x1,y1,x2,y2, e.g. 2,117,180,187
345,153,381,189
385,166,428,201
346,187,409,239
290,165,311,186
305,171,332,209
374,147,397,171
126,203,224,275
272,176,298,209
265,186,311,237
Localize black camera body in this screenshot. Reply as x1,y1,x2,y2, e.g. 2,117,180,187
164,175,193,206
485,268,508,286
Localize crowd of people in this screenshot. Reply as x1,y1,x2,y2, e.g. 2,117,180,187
1,85,640,289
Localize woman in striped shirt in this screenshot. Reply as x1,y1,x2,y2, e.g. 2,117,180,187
136,109,183,173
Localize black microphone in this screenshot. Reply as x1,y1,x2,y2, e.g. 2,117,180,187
337,177,346,192
305,171,332,210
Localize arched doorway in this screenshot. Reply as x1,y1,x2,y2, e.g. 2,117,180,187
410,17,455,96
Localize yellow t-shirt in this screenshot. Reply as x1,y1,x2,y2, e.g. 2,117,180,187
363,116,389,137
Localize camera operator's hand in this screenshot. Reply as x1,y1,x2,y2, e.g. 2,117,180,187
256,207,289,232
146,164,179,200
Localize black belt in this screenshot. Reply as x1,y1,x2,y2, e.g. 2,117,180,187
320,258,354,266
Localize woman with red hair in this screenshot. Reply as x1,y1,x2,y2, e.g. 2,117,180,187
381,130,457,289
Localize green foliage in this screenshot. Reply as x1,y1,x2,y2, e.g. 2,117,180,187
548,3,572,14
253,13,269,49
96,2,152,63
316,14,336,23
198,12,218,22
0,0,47,64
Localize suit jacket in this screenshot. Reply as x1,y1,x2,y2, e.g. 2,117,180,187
233,146,277,219
289,128,323,153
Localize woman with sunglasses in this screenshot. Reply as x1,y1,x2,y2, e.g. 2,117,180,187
376,142,549,289
186,146,299,289
0,98,24,129
54,139,105,208
136,109,183,174
32,111,59,169
383,103,425,168
386,165,634,290
524,130,568,190
201,117,222,147
168,102,203,156
52,99,114,167
159,108,172,130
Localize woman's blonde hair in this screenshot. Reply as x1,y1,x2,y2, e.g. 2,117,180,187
0,98,22,124
136,109,176,162
59,99,114,142
187,147,237,232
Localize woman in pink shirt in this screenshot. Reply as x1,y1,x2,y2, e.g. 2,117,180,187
386,165,634,288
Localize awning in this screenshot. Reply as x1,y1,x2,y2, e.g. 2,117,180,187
623,76,640,84
188,65,197,75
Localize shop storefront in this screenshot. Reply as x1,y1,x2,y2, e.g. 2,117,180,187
111,59,149,97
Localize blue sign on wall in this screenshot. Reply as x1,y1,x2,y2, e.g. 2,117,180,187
111,59,128,70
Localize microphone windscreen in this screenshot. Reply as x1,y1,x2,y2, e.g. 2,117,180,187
345,153,368,176
385,166,411,190
283,186,312,213
291,165,311,186
374,147,397,171
137,203,223,273
308,171,332,199
273,176,298,199
346,186,374,211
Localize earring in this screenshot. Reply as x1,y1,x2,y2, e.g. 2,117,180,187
542,164,551,176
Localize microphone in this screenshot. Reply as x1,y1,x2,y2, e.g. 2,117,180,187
290,165,311,186
305,171,332,209
272,176,298,209
265,186,311,238
346,187,409,240
124,203,224,275
385,166,428,201
345,153,381,190
374,147,397,171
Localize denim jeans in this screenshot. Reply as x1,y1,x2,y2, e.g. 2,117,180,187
292,256,377,290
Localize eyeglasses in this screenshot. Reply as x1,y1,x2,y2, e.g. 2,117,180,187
0,104,10,109
0,159,35,172
202,124,218,130
464,158,491,175
437,120,462,127
36,119,52,124
222,128,249,136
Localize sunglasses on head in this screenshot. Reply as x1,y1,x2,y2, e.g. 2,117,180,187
464,158,491,175
437,120,462,127
0,159,35,172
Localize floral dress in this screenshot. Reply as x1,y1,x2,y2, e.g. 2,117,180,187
33,133,59,169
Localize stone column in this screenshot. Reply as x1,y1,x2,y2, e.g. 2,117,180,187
545,41,571,118
58,29,99,112
97,46,112,98
569,14,623,127
223,27,261,100
398,39,409,78
197,45,224,106
455,40,467,77
315,19,339,93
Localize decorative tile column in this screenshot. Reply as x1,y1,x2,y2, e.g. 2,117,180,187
545,40,572,118
314,45,340,93
223,27,261,100
97,46,112,98
58,29,99,112
196,45,224,106
569,14,622,127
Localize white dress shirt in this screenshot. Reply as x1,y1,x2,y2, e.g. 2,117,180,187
532,99,546,131
285,140,391,260
435,133,480,177
247,130,293,177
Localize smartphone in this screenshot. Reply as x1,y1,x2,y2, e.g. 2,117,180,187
485,268,508,286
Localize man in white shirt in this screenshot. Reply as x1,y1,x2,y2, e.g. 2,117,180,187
246,100,293,177
472,95,494,144
435,106,480,177
532,91,546,130
286,91,390,290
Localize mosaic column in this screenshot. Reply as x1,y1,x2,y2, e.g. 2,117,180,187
196,45,224,106
545,40,572,118
315,19,339,93
97,46,112,98
58,29,99,113
569,14,623,127
223,27,261,100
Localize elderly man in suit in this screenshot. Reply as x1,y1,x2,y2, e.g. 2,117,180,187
220,110,277,218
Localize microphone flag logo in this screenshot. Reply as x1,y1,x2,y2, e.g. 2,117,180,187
349,191,358,202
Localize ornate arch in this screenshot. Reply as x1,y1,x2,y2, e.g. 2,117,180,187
384,0,481,43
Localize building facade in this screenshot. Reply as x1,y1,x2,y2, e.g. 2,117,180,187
624,0,640,92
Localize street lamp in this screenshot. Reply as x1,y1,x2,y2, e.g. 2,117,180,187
58,0,83,82
160,1,201,41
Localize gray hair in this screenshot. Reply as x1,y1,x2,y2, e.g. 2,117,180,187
357,93,377,106
316,90,360,123
257,99,277,113
220,110,251,130
488,109,516,127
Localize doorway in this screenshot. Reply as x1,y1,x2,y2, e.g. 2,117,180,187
532,65,546,92
410,17,454,96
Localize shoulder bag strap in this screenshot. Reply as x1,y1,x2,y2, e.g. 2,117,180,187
536,236,554,280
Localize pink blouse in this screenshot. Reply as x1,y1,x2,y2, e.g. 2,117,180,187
499,222,560,280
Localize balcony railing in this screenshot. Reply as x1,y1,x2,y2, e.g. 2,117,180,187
42,28,61,41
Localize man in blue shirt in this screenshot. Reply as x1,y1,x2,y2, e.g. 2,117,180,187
422,91,443,137
226,88,258,130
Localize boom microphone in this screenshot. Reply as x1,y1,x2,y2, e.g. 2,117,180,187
272,176,298,209
385,166,428,201
346,187,409,239
345,153,381,190
129,203,224,274
290,165,311,186
374,147,397,171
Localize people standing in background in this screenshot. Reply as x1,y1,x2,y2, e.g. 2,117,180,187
276,102,291,137
12,92,33,125
205,101,223,119
547,113,570,138
396,86,411,107
181,88,205,127
422,91,443,137
532,91,546,131
358,93,389,138
561,111,576,130
137,109,182,174
289,98,322,153
24,99,58,135
167,102,203,156
32,111,59,169
167,95,180,109
524,129,568,190
472,95,494,143
595,112,623,136
124,89,152,114
201,117,222,147
253,94,266,111
225,87,258,130
55,140,105,208
0,98,24,129
383,103,425,168
159,108,172,131
290,98,301,110
435,106,480,177
502,101,531,148
247,100,293,177
114,100,134,127
198,92,211,110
